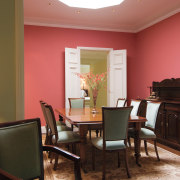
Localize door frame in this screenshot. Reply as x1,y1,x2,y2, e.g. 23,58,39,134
77,46,113,106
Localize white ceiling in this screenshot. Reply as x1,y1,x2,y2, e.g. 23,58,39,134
24,0,180,33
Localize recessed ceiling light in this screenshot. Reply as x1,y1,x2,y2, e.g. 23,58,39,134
58,0,124,9
76,10,81,14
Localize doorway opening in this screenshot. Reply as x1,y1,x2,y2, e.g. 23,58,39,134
80,49,109,107
65,46,126,108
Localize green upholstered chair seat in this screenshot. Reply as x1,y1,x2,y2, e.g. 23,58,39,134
128,128,156,139
52,131,80,144
57,124,71,132
140,128,156,139
91,137,126,150
56,121,66,126
48,125,71,135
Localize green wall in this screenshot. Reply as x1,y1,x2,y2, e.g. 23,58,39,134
90,60,107,107
81,58,107,107
0,0,24,122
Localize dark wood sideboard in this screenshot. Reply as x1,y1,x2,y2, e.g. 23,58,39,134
146,78,180,151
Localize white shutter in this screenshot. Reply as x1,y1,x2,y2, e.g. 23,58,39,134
65,48,81,108
107,50,127,106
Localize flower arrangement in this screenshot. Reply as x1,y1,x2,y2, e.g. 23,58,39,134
76,71,107,112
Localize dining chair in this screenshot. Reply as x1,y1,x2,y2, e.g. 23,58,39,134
68,98,101,139
129,101,162,161
130,99,143,116
0,118,81,180
68,98,85,130
91,106,133,179
116,98,127,107
68,98,85,108
128,99,144,147
40,100,71,145
44,104,81,170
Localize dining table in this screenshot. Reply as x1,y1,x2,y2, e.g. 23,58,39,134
55,107,147,171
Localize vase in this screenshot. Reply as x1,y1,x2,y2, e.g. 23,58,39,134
92,88,98,113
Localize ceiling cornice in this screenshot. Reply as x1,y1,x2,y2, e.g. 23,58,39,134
24,19,135,33
24,8,180,33
134,8,180,33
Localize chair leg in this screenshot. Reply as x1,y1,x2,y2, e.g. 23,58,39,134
74,157,82,180
102,150,106,180
96,130,99,137
124,149,131,178
100,129,102,137
144,140,149,156
89,130,92,140
154,140,160,161
128,137,131,148
92,146,95,170
53,154,58,170
45,125,49,145
72,144,76,154
66,144,70,151
49,152,53,163
117,152,120,168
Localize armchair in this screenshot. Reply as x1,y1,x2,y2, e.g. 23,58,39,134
0,118,81,180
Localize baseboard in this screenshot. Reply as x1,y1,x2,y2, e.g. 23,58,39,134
41,126,46,134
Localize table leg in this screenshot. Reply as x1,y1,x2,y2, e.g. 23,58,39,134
79,124,88,172
59,115,65,123
134,122,141,167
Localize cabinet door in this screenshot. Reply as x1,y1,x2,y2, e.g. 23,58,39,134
165,110,180,144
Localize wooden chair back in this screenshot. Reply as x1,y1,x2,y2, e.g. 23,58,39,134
116,98,127,107
44,104,58,138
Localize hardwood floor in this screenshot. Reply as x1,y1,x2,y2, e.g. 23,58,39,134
42,134,180,156
152,140,180,156
42,134,180,180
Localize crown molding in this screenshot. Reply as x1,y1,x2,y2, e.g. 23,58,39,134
24,18,136,33
24,9,180,33
135,8,180,33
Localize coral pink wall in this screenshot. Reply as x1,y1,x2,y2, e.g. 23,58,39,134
24,26,136,125
128,13,180,99
24,13,180,126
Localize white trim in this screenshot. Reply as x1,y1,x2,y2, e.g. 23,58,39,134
15,0,24,120
77,46,113,51
135,8,180,33
41,126,46,134
24,19,135,33
24,9,180,33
